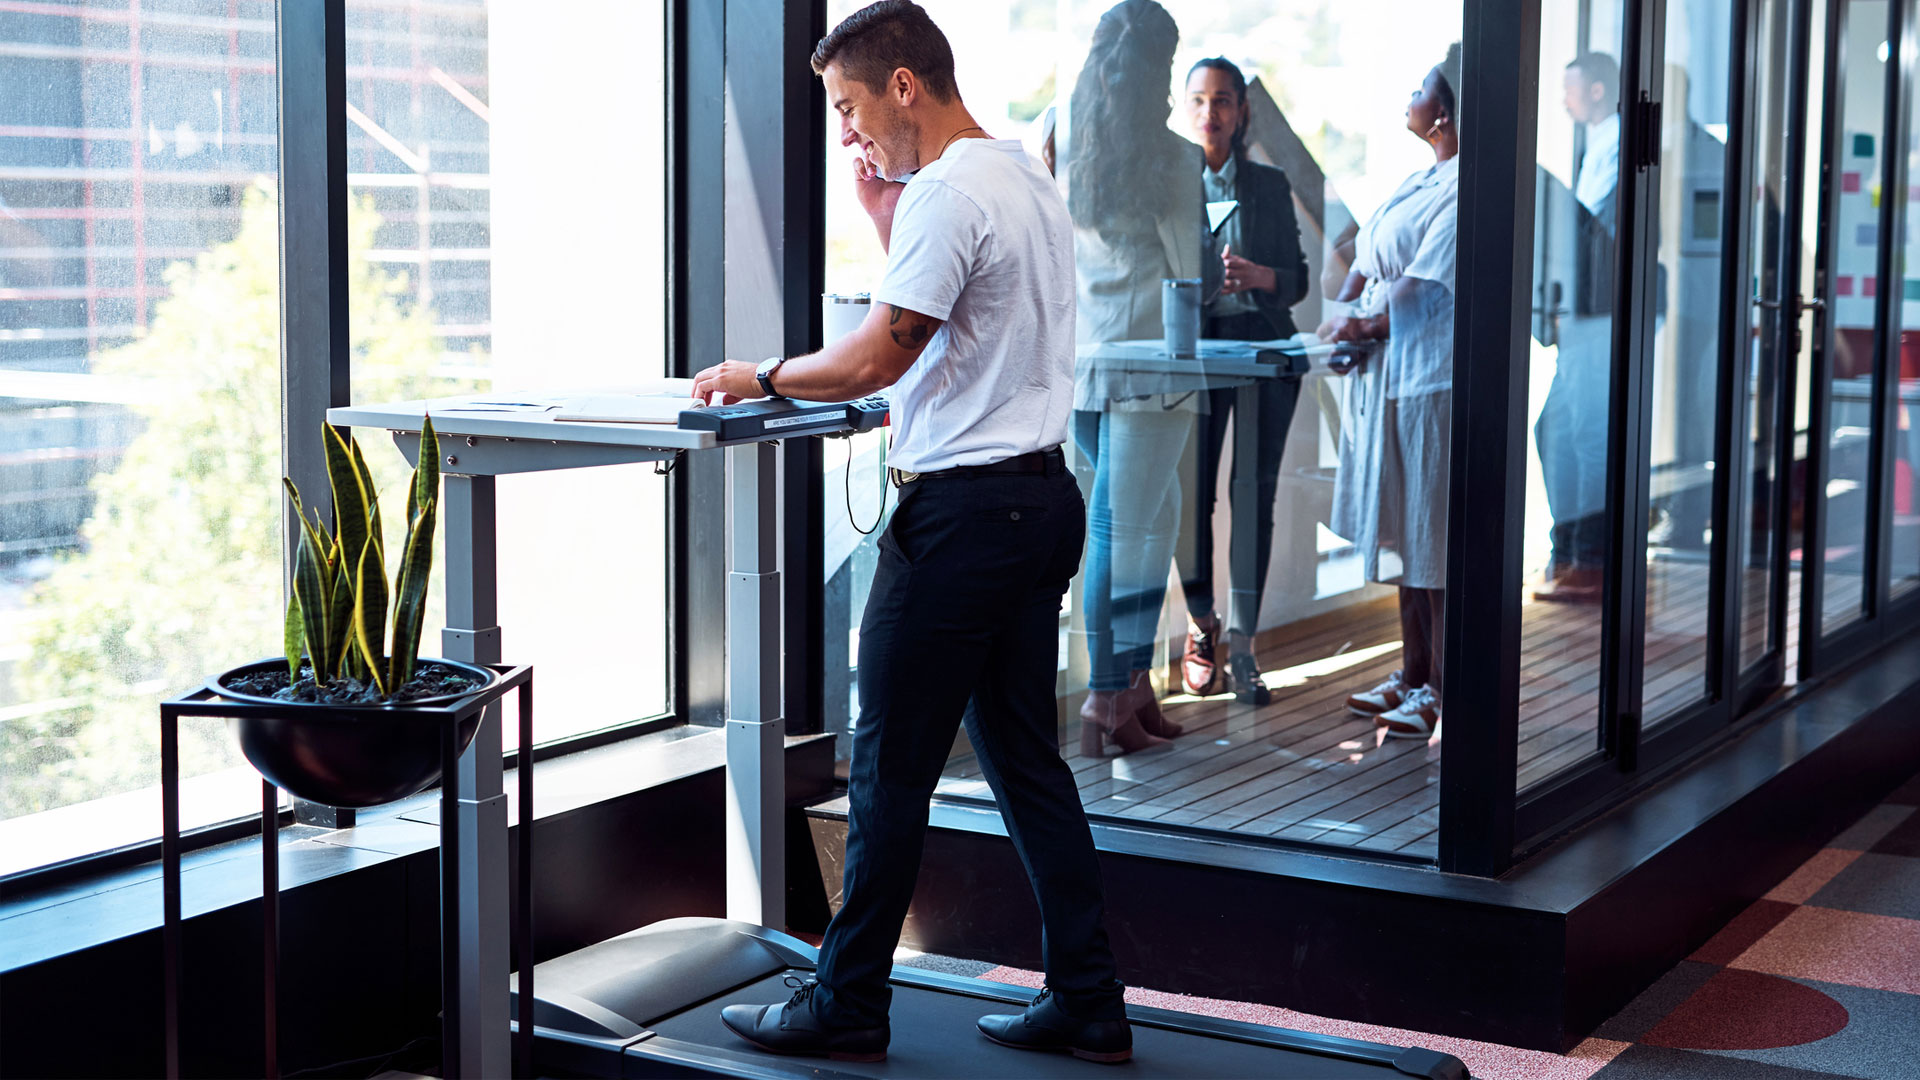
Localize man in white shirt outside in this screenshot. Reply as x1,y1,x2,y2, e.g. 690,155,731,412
1536,51,1620,604
690,0,1132,1065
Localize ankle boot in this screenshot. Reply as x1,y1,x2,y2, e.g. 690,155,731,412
1078,677,1171,757
1225,633,1272,706
1130,669,1184,738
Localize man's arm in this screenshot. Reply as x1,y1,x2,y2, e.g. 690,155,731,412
689,301,944,405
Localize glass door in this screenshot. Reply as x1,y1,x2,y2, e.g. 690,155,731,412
1798,0,1917,674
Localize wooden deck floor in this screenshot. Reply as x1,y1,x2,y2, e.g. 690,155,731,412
939,559,1797,861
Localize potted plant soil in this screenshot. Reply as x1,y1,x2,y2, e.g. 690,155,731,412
209,415,499,807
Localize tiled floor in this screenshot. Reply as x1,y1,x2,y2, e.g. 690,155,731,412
903,766,1920,1079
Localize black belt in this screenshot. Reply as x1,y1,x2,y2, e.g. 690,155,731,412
890,446,1065,487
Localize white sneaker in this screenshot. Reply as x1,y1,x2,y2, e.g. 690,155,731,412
1377,686,1441,739
1347,670,1409,716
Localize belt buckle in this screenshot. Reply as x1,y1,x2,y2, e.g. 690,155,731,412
889,468,920,488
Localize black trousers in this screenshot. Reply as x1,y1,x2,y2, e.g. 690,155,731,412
1177,310,1304,637
813,463,1126,1027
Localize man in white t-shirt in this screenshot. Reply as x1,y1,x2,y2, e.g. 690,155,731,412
691,0,1131,1066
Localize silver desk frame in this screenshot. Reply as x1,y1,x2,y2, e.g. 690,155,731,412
329,397,794,1077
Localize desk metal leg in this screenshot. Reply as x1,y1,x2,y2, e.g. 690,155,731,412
1231,383,1263,732
441,473,508,1078
162,710,181,1080
262,781,279,1078
726,441,784,928
516,680,535,1078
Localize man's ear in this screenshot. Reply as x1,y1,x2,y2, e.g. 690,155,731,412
891,67,917,107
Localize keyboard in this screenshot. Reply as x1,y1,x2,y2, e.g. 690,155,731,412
678,395,891,442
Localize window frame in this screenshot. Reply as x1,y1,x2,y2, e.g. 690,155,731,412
1,0,686,893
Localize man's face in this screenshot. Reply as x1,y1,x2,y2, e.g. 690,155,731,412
1563,68,1602,124
825,62,919,182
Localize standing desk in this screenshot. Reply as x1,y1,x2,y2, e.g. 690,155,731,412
329,391,821,1077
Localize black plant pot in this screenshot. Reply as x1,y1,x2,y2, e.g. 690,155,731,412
210,657,501,808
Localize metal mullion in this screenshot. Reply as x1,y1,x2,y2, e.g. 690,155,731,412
1711,0,1763,712
1437,0,1536,877
1768,0,1817,679
1799,0,1848,677
680,0,728,727
1602,0,1662,770
1872,0,1917,619
277,0,351,829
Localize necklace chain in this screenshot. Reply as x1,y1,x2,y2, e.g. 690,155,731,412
936,124,986,158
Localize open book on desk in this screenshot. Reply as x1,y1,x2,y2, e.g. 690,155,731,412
550,378,700,424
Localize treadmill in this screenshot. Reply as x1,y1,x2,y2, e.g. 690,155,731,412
514,396,1470,1080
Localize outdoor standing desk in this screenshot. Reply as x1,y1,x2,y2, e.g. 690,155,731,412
327,393,800,1077
1076,336,1380,626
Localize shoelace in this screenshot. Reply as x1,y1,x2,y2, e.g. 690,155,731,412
784,973,819,1009
1401,685,1438,711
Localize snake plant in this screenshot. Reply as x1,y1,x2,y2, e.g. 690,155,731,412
281,415,440,697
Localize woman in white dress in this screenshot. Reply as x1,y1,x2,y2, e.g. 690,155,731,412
1319,43,1462,740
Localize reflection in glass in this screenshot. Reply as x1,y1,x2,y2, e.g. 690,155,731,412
1643,0,1732,729
1821,0,1887,632
1519,1,1623,790
822,0,1463,858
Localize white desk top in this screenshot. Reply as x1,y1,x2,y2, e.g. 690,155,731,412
327,387,720,452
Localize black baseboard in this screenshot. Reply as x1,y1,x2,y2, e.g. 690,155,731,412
804,634,1920,1052
0,731,837,1079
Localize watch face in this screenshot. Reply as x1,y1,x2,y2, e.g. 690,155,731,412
758,357,780,376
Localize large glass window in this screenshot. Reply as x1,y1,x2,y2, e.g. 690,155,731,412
1820,0,1888,633
824,0,1462,858
1643,0,1734,729
0,2,283,876
343,0,671,751
1519,0,1625,790
1892,1,1920,599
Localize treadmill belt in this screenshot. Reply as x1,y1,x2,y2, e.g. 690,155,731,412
646,970,1421,1078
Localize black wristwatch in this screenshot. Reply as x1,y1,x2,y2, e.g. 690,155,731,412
755,356,786,399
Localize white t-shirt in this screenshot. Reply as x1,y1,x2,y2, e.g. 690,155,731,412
871,138,1075,473
1576,113,1621,218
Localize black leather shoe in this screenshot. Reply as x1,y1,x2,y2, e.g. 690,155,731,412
719,976,889,1063
1228,651,1271,706
976,987,1132,1063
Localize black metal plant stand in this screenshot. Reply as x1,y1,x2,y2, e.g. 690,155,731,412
159,663,535,1079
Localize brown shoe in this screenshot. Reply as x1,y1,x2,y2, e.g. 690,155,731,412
1131,669,1185,738
1182,614,1222,696
1535,565,1602,604
1079,674,1172,757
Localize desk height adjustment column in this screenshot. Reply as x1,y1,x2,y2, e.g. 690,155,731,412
726,440,785,928
439,472,510,1080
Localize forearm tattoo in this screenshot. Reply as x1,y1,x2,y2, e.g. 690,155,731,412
887,304,935,351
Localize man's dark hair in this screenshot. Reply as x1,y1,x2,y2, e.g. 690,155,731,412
1566,52,1620,110
812,0,959,104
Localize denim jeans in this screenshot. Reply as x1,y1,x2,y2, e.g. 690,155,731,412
1536,314,1612,567
1072,407,1198,692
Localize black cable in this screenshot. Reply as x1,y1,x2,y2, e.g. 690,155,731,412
282,1034,436,1079
846,432,888,535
